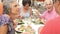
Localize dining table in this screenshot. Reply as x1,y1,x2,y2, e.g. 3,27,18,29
15,16,45,34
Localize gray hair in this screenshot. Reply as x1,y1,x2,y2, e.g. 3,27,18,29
3,0,16,14
44,0,53,5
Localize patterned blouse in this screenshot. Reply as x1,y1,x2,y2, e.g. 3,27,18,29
0,14,15,34
0,14,9,26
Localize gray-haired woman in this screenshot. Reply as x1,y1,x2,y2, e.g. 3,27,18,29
0,0,20,34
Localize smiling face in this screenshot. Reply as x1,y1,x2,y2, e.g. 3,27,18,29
22,0,31,10
11,2,20,15
24,3,30,10
45,1,53,12
10,2,20,20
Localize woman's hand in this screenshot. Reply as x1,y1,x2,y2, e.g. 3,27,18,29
30,15,33,18
13,19,18,28
36,10,40,17
19,15,24,19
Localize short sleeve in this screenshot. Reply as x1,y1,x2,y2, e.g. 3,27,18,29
0,14,9,26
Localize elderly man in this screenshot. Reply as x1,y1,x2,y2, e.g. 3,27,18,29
40,0,60,34
40,0,58,21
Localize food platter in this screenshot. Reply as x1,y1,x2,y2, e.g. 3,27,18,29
15,18,44,34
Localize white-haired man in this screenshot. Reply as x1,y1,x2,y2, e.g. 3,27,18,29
40,0,60,34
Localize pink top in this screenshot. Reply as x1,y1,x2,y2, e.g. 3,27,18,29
40,16,60,34
41,7,58,21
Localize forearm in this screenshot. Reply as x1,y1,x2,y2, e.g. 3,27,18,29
0,25,8,34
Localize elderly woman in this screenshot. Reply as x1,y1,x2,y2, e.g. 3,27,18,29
40,0,58,21
20,0,32,18
0,0,20,34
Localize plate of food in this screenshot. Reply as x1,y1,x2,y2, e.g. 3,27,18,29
15,25,25,33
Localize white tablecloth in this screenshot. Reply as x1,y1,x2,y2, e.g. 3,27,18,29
15,23,44,34
30,23,44,34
